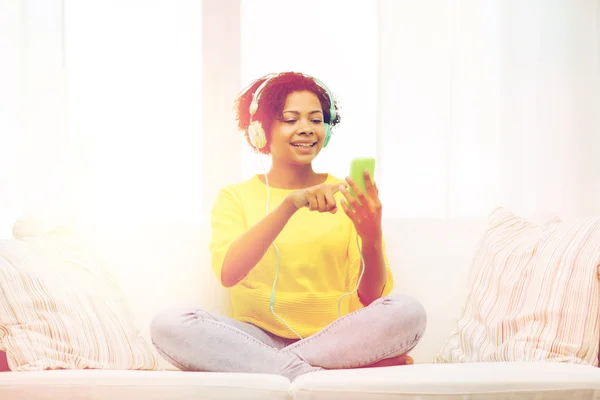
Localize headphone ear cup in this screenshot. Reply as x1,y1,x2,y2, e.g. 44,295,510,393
323,124,332,148
248,121,267,149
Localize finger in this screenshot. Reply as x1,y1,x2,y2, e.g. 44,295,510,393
363,169,374,188
365,179,379,202
324,188,337,213
330,182,347,194
339,184,357,213
370,181,383,211
306,194,318,211
316,191,328,213
340,198,354,217
363,170,377,197
345,176,368,206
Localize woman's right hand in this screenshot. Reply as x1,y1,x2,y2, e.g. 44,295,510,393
287,182,347,214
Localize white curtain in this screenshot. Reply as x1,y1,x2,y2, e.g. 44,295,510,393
0,0,205,236
1,0,599,238
64,0,204,228
379,0,600,219
0,0,69,237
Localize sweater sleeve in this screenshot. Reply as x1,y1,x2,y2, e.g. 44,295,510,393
347,227,395,311
209,187,247,286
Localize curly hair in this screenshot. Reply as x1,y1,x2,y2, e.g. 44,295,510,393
233,72,341,155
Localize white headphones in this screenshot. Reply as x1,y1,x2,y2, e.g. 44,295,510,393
247,73,337,150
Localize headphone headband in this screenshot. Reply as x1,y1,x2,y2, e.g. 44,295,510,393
249,73,336,122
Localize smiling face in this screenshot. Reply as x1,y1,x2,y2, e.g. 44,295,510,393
268,90,326,166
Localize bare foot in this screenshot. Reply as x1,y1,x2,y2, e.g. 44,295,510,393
359,355,414,368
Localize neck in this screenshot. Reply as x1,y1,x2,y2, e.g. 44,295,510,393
265,161,321,189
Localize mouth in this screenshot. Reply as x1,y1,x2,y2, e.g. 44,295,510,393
290,142,317,148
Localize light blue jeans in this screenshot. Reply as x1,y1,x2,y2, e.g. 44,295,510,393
150,294,427,381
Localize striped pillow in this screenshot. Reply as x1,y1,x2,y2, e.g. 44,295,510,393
0,236,158,371
436,207,600,365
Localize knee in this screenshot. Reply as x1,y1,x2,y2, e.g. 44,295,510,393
150,309,178,347
380,294,427,339
150,308,198,349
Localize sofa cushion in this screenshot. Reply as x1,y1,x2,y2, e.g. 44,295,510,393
436,207,600,365
291,362,600,400
0,370,291,400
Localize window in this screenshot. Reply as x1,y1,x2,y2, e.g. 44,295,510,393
64,0,204,225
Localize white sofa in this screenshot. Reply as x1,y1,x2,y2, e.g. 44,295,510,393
1,217,600,399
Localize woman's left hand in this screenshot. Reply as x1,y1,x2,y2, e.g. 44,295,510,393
339,170,383,243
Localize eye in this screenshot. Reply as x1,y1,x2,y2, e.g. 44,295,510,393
311,119,322,124
284,120,297,124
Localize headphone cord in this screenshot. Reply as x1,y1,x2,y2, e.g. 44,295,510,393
259,156,365,341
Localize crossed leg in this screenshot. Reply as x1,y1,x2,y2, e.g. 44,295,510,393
150,294,426,381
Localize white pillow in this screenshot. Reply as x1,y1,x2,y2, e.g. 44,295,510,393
0,234,157,371
436,207,600,365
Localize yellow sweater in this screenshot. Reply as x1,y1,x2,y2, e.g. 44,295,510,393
209,174,394,339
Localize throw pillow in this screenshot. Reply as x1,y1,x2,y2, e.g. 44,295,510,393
436,206,600,365
0,230,158,371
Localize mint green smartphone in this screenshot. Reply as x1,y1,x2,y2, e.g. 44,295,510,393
349,157,376,198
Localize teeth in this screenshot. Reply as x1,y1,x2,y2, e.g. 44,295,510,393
292,143,313,147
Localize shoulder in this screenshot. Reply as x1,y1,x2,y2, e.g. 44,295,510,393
217,175,262,196
212,176,263,209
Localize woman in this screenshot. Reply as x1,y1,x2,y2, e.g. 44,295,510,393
150,72,426,381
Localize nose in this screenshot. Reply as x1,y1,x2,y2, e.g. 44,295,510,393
298,119,314,135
